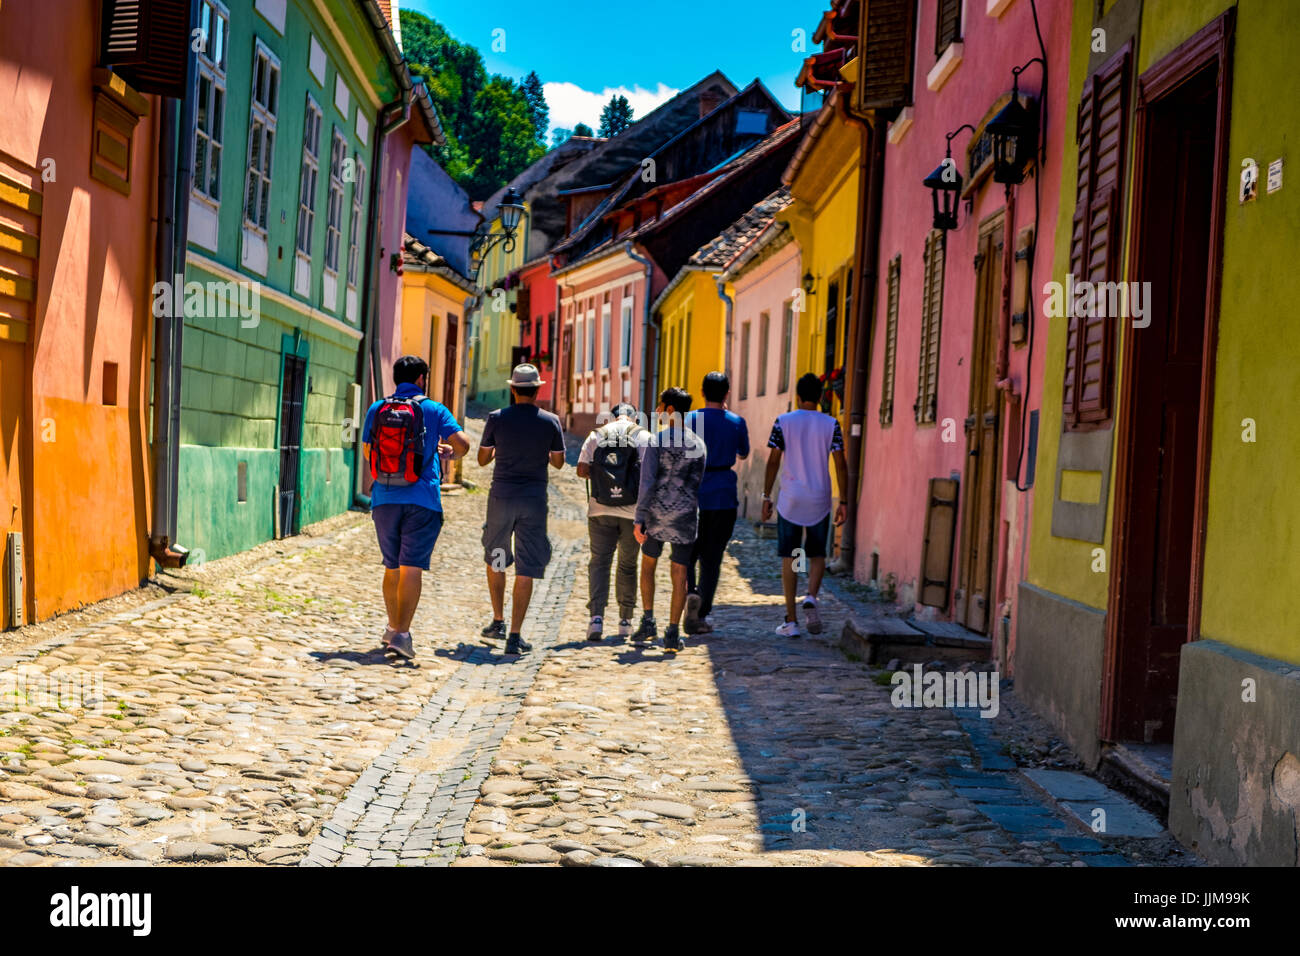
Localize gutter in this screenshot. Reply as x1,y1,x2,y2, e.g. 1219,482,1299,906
624,242,656,413
716,276,734,380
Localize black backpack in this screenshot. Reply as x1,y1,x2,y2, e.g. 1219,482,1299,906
589,423,642,506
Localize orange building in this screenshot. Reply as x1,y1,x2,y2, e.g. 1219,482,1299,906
0,2,187,624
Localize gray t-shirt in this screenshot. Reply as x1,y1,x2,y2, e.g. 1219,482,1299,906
481,403,566,499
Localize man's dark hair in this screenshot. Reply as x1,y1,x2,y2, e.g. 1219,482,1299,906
701,371,730,403
611,402,637,419
660,387,692,415
796,372,824,404
512,384,540,400
393,355,429,387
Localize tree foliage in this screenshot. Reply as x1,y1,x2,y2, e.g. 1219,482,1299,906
598,95,634,137
399,10,549,199
574,122,595,138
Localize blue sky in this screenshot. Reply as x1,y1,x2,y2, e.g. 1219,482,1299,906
401,0,829,137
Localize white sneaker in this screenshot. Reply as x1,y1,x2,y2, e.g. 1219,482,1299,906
587,616,603,642
618,618,633,638
775,620,802,638
802,595,823,634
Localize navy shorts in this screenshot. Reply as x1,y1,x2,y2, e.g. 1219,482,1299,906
372,504,443,570
777,514,831,559
483,495,552,578
641,537,694,565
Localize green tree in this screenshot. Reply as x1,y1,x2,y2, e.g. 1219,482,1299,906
598,95,633,137
574,122,595,138
520,71,548,145
551,128,572,148
463,77,545,199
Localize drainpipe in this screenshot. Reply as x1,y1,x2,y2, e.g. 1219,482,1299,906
831,101,886,576
352,94,409,508
716,275,734,380
624,242,654,412
995,184,1017,390
149,6,199,569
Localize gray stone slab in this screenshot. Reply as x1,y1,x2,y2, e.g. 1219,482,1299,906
1060,797,1165,838
1023,769,1111,802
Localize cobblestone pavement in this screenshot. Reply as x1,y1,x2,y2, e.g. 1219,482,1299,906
0,411,1197,867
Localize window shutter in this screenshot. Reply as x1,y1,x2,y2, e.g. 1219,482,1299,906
919,477,959,608
857,0,918,113
915,231,944,425
100,0,193,98
936,0,962,55
1063,48,1130,428
880,255,900,425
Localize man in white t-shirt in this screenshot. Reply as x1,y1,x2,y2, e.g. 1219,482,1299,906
577,403,650,641
761,373,848,638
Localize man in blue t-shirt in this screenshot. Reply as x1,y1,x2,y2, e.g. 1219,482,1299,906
361,355,470,661
682,371,749,635
477,364,567,656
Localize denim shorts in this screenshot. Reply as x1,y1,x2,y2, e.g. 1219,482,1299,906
640,537,694,565
776,513,831,559
483,495,552,578
372,504,444,570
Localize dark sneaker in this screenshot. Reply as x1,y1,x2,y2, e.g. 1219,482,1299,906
683,593,702,634
387,631,415,660
587,616,603,642
662,625,682,654
631,614,657,643
504,634,532,655
480,619,506,643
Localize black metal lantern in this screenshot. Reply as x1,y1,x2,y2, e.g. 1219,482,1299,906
924,124,974,231
988,61,1042,186
802,272,816,296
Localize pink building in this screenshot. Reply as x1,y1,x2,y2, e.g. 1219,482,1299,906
856,0,1071,668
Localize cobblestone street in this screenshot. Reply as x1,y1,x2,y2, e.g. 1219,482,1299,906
0,415,1198,868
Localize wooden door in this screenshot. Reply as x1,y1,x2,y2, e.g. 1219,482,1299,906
277,355,307,538
955,220,1004,633
443,316,458,409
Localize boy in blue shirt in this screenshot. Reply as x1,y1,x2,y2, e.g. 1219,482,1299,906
683,371,749,634
361,356,470,660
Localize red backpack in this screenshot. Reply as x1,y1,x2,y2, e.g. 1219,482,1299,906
369,395,427,486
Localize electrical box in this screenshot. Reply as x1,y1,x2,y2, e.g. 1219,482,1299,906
5,532,23,629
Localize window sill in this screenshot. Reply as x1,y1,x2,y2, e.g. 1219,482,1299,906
987,0,1015,17
927,42,964,92
887,107,914,145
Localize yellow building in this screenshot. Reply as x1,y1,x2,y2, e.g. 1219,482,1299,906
469,207,528,409
655,269,726,400
400,234,476,480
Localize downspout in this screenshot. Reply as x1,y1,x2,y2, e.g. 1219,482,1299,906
624,242,655,412
149,2,199,569
995,184,1017,389
716,275,734,380
352,93,409,508
832,101,886,576
551,277,562,410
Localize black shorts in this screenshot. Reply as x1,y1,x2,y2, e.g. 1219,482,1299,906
640,537,694,565
483,495,551,578
777,514,831,559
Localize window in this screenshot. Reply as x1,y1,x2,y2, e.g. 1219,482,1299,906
347,156,365,287
295,95,321,256
193,0,228,203
577,316,586,372
620,297,633,367
243,42,280,231
1063,48,1131,429
757,311,770,397
587,304,596,373
936,0,962,56
779,300,793,393
324,129,346,274
915,231,945,425
824,280,840,376
739,321,751,401
880,255,901,425
601,297,612,368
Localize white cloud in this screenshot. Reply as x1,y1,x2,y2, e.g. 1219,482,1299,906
543,81,679,136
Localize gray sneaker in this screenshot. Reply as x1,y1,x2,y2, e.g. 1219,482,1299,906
381,627,397,649
387,631,415,660
683,593,702,634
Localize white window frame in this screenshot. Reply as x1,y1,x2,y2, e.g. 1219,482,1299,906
192,0,229,205
295,94,322,258
325,128,346,274
586,303,596,373
347,154,365,288
243,40,280,233
620,297,633,368
601,297,612,369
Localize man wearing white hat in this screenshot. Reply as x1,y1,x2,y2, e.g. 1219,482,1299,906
477,364,566,656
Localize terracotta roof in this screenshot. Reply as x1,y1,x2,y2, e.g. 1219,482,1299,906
401,233,476,293
689,187,793,268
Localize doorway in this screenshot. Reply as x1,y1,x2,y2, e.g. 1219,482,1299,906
955,217,1005,634
443,315,459,408
1104,20,1230,744
277,354,307,538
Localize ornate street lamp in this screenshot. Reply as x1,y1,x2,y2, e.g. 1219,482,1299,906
924,124,975,231
427,185,527,284
987,60,1043,186
802,272,816,297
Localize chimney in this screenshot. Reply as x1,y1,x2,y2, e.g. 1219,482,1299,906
699,89,724,118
